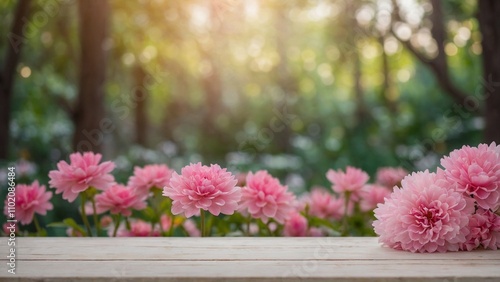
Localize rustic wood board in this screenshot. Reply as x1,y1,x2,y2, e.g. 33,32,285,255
1,237,499,281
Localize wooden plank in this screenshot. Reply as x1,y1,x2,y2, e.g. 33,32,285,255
4,261,500,281
1,238,499,281
2,237,499,261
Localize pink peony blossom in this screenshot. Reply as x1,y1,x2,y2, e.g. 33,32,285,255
283,212,308,237
376,167,408,188
373,170,473,253
48,152,115,202
306,188,345,220
239,170,296,224
95,184,146,216
128,164,173,198
326,166,369,201
163,163,241,217
4,181,53,225
440,142,500,211
360,184,392,212
461,208,500,251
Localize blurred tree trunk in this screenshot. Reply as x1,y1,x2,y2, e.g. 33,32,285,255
353,49,369,121
162,60,189,143
274,6,296,152
200,57,222,135
133,65,148,147
346,1,369,124
378,36,397,115
72,0,109,152
0,0,31,160
391,0,469,106
478,0,500,143
196,2,227,159
393,0,500,143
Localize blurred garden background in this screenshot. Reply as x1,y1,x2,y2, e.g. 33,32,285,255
0,0,499,231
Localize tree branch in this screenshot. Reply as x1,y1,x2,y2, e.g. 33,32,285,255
390,0,472,109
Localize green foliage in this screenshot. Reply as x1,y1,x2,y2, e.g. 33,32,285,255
1,0,484,228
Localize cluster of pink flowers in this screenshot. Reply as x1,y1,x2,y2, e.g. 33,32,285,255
374,142,500,253
5,150,405,238
8,143,498,245
45,152,175,236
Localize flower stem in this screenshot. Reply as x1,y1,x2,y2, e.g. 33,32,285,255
342,191,351,237
125,217,131,230
91,196,100,236
200,209,206,237
168,214,175,237
151,222,156,236
80,194,93,237
112,214,122,237
245,215,252,236
260,219,273,236
33,215,42,236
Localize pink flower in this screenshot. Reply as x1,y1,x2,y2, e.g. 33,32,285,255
100,215,113,228
326,166,369,201
160,214,172,232
95,184,146,216
246,223,260,235
163,163,241,217
4,181,53,225
308,227,326,237
376,167,408,188
373,170,473,253
48,152,115,202
128,220,160,237
283,212,308,237
235,172,248,187
360,184,392,212
461,208,500,251
66,227,84,237
113,219,160,237
239,170,296,224
440,142,500,211
307,188,345,220
3,222,18,235
16,159,37,177
81,201,100,216
183,219,201,237
128,164,173,197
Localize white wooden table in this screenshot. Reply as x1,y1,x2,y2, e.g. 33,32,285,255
1,237,499,281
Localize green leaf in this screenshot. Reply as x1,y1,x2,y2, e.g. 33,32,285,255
142,207,157,222
47,222,67,228
48,218,87,236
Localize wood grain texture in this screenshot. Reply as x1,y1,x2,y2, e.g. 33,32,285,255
1,237,499,281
